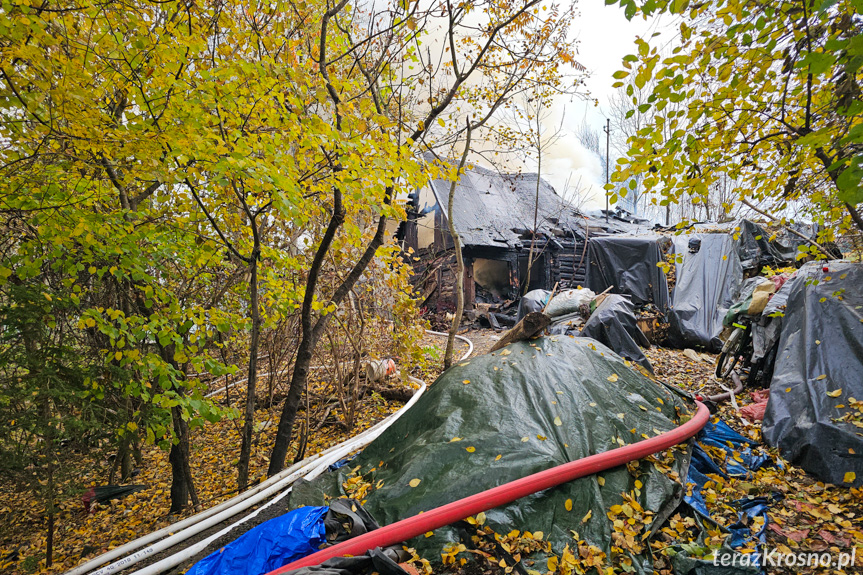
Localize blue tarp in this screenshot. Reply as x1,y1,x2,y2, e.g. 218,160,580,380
684,418,779,570
187,505,328,575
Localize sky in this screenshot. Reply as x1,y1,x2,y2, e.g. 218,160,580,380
535,0,669,210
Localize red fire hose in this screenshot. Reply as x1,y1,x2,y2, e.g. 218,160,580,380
267,401,710,575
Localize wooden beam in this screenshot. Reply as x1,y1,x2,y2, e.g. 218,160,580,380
490,312,551,352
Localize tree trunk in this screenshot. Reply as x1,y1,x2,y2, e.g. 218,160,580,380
444,125,472,369
168,439,189,515
268,187,346,476
267,185,395,476
523,128,542,296
161,344,199,514
43,397,55,568
268,335,314,475
168,404,199,513
238,252,260,492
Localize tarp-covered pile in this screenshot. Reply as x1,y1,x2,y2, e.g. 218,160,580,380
578,294,653,373
668,234,742,352
291,337,694,574
586,235,670,312
665,219,804,351
762,261,863,487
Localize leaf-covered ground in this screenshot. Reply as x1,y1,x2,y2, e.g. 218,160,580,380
644,346,863,575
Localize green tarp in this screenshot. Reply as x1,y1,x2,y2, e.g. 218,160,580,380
291,336,695,574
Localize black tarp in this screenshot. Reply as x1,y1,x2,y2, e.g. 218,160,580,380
762,261,863,487
732,219,787,270
290,337,694,574
586,235,670,312
578,294,652,373
668,234,743,352
686,220,789,271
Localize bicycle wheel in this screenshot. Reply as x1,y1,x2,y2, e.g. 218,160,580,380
715,327,745,379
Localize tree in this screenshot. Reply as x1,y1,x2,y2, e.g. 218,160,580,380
442,124,472,369
0,1,250,521
608,0,863,244
267,0,581,474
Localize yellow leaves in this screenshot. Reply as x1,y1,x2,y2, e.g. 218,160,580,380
581,509,592,523
408,478,421,488
462,379,470,385
565,499,573,511
844,472,856,484
465,446,475,453
816,374,827,380
597,476,605,486
607,374,619,382
521,436,529,442
826,389,842,398
449,437,462,442
553,416,562,426
465,512,486,525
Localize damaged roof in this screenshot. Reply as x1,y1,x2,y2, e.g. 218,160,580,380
426,162,654,248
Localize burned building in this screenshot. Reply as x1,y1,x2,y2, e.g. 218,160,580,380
399,162,653,311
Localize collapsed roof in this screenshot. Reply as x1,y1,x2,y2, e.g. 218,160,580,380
424,163,653,249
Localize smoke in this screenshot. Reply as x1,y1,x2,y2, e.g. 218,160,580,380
538,108,608,211
398,2,610,212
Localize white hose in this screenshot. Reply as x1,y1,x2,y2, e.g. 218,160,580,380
425,330,474,360
121,424,388,575
67,330,472,575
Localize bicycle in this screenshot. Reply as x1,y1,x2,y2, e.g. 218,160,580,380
715,316,753,379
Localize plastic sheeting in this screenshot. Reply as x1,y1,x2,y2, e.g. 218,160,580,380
545,287,595,317
685,420,771,520
671,419,778,574
516,289,550,322
669,234,742,352
586,235,670,312
290,337,694,574
187,506,328,575
282,548,408,575
578,294,652,373
762,261,863,486
733,219,786,270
